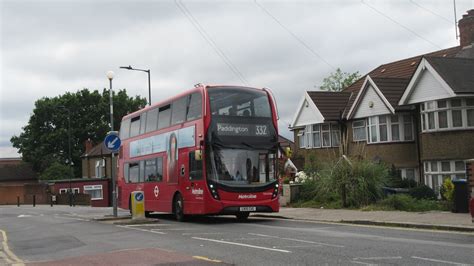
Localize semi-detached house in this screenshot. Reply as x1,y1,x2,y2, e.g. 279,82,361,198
290,9,474,196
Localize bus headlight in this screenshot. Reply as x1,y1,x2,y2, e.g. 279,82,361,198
272,183,279,199
208,183,220,200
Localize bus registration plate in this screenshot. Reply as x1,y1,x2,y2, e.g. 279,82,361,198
239,206,256,212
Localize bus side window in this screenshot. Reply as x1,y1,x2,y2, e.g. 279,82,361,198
157,105,171,130
145,108,158,133
124,163,130,183
129,162,139,183
187,92,202,121
120,119,131,140
189,151,202,180
139,161,145,183
139,112,147,135
156,157,163,182
145,159,161,182
171,97,187,125
130,116,141,137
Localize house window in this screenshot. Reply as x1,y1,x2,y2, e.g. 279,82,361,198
83,185,103,200
352,120,366,141
72,188,80,194
304,123,340,148
95,159,105,178
297,130,305,148
424,160,466,195
59,188,68,194
331,124,340,147
312,124,321,148
367,114,414,143
321,124,331,147
400,168,416,180
420,98,474,132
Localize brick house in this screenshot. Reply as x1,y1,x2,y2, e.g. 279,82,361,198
290,10,474,196
81,139,117,179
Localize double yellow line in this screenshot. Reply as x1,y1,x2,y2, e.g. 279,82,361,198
0,229,24,266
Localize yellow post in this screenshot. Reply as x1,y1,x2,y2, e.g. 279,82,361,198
131,191,145,219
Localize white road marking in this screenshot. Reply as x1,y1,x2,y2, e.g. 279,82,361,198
151,228,195,231
248,233,273,237
117,225,166,235
192,237,291,253
354,256,402,260
248,233,344,248
350,261,375,266
17,215,32,218
182,232,224,236
125,224,172,227
411,256,469,265
278,245,323,248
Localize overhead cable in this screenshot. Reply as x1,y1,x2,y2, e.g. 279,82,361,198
361,0,442,49
254,0,335,71
174,0,249,85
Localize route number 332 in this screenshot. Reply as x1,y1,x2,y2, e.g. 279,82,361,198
256,125,268,136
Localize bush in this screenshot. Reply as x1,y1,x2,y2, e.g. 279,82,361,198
408,185,437,200
440,178,454,202
363,194,448,212
315,158,389,208
297,179,319,202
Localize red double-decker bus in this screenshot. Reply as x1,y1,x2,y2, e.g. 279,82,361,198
117,84,280,221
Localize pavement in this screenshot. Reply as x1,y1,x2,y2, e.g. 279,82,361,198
20,205,474,232
255,207,474,232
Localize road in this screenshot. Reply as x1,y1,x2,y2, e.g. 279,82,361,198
1,205,473,265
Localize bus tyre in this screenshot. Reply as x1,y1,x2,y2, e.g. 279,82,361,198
236,212,250,222
145,211,152,218
173,194,185,222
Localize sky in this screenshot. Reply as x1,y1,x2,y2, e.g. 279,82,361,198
0,0,473,158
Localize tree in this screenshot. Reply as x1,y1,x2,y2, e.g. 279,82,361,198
39,162,71,181
319,68,361,92
11,89,146,176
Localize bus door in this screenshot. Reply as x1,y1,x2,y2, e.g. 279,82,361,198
180,150,205,214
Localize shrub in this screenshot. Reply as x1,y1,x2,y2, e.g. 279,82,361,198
316,157,389,208
297,179,318,202
408,185,437,200
365,194,448,212
440,178,454,202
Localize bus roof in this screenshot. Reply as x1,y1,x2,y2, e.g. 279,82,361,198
121,84,265,121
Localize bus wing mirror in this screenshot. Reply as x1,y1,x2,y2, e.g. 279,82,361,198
195,150,202,161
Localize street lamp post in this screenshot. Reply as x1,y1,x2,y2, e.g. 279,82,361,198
107,71,118,217
58,106,73,207
119,65,151,106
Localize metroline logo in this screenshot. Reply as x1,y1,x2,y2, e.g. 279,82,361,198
238,194,257,199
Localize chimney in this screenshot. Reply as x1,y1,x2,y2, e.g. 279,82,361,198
459,9,474,47
84,138,93,153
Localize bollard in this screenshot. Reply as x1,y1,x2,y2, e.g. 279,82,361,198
33,195,36,207
50,195,53,207
17,196,20,207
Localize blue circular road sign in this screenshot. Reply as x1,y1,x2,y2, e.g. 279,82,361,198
104,133,121,152
135,192,144,202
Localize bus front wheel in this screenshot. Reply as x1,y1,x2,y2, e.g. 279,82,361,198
173,194,185,222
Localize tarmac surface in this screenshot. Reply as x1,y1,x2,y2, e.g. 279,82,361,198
257,207,474,232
